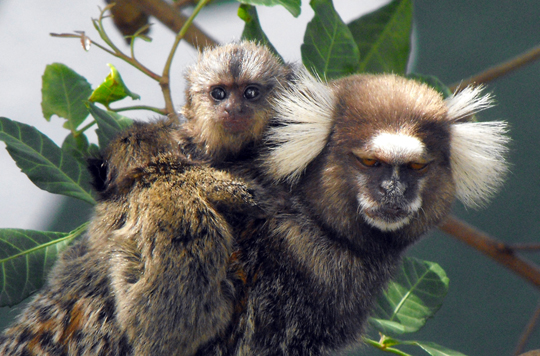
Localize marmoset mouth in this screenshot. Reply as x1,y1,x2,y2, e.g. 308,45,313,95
220,116,253,133
361,206,416,231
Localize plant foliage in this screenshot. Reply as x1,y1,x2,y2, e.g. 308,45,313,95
41,63,93,133
0,224,87,306
0,117,95,205
369,257,450,335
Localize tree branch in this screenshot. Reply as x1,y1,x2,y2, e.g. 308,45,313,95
513,300,540,356
449,44,540,92
130,0,217,49
160,0,212,121
509,243,540,252
439,216,540,289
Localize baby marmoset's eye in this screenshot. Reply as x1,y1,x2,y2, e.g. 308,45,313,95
211,87,227,101
244,86,261,100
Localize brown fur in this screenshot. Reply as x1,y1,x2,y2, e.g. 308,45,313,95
182,41,293,160
196,74,507,355
0,41,289,356
0,123,262,355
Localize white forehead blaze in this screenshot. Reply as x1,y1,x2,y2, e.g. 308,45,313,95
370,132,425,162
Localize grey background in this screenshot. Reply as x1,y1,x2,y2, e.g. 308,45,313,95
400,1,540,355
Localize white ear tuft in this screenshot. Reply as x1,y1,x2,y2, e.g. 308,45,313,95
262,68,335,183
446,85,495,121
450,121,510,208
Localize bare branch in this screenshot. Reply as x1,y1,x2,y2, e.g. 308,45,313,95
513,300,540,356
439,216,540,289
509,243,540,252
160,0,212,120
130,0,217,49
450,44,540,92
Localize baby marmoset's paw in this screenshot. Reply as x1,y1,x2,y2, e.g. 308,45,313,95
129,150,262,217
196,168,263,218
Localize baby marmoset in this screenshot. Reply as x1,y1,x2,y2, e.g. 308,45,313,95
0,41,293,356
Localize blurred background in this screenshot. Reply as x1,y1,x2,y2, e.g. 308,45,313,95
0,0,539,355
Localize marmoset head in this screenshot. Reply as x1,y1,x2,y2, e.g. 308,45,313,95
182,41,293,160
264,71,509,237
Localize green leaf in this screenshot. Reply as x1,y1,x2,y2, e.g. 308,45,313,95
405,341,468,356
41,63,93,132
87,102,134,148
407,73,453,98
62,132,91,165
89,64,140,107
369,319,411,335
365,336,469,356
88,143,101,158
0,224,88,307
369,257,450,335
238,0,301,18
239,4,283,62
348,0,413,74
0,117,96,205
301,0,360,79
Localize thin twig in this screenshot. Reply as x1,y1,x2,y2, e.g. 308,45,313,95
509,243,540,252
160,0,212,119
109,105,167,115
51,32,160,81
439,216,540,289
130,0,217,50
449,44,540,92
76,120,97,135
513,300,540,356
93,7,162,81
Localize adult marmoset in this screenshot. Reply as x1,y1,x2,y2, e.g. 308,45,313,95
195,71,509,355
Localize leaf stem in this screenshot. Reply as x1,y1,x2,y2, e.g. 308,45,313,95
161,0,212,121
364,337,412,356
92,8,162,82
76,120,97,135
0,223,89,265
109,105,168,115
